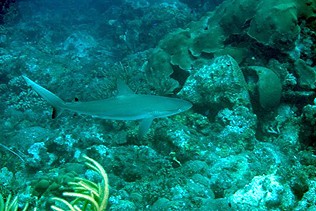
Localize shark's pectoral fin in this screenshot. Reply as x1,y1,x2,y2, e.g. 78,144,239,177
138,117,154,138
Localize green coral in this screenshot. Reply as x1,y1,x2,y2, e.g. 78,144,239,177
248,66,282,109
50,155,109,211
247,1,300,49
0,193,30,211
145,0,316,94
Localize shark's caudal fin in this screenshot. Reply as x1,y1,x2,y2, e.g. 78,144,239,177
22,76,65,118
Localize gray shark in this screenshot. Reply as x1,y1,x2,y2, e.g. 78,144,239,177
22,76,192,136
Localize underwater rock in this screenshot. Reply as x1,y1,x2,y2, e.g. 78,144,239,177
230,174,295,209
303,103,316,126
296,0,316,22
178,55,250,110
301,102,316,144
178,55,258,149
190,24,225,58
215,106,257,149
159,29,193,70
294,59,316,89
10,126,55,149
247,1,300,50
177,55,267,145
247,66,282,109
145,48,180,94
145,0,316,94
63,31,97,58
215,0,256,35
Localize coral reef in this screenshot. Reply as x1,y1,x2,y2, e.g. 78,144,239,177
1,0,316,210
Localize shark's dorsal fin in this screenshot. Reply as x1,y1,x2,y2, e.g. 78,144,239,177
117,80,134,96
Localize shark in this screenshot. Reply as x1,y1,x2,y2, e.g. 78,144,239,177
22,76,192,136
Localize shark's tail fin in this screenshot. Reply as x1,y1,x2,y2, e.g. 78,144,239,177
22,76,65,118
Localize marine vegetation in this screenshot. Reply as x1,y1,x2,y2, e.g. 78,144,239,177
0,193,29,211
50,155,109,211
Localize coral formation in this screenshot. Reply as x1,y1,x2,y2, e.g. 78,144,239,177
1,0,316,210
248,66,282,109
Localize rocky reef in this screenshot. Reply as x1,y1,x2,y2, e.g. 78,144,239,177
1,0,316,210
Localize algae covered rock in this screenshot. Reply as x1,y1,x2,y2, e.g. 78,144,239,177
177,55,257,151
247,1,300,49
178,55,250,109
145,48,180,94
145,0,312,95
159,29,193,70
215,0,257,34
296,0,316,21
247,66,282,109
190,25,225,57
294,59,316,89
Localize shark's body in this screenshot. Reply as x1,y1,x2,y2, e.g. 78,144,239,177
22,76,192,136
